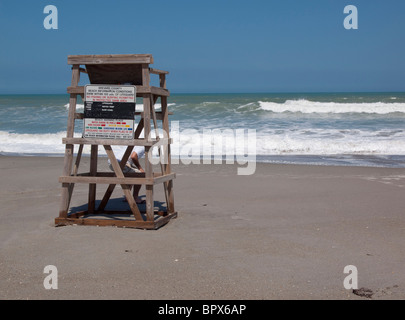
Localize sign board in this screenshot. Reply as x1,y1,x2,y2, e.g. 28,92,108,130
83,85,136,139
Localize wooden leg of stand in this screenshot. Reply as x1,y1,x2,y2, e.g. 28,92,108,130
88,145,98,213
58,144,74,218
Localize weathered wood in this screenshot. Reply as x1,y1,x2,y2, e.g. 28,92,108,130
68,54,153,65
151,172,176,185
161,95,175,213
66,144,84,209
59,175,152,185
55,211,177,230
143,95,152,142
62,137,172,147
77,111,170,120
142,64,150,87
63,171,171,178
58,54,175,229
150,95,170,208
66,66,80,138
88,145,98,213
67,85,169,97
59,172,175,186
55,217,155,229
149,68,169,75
159,74,167,89
67,209,169,218
142,93,155,222
59,65,80,218
134,118,144,138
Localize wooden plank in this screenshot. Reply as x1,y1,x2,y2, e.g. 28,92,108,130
68,54,153,65
55,211,177,229
159,74,166,89
144,86,171,97
59,174,153,185
67,85,169,97
62,137,171,146
143,95,155,222
67,86,83,94
134,118,144,139
55,217,156,229
72,112,174,120
153,211,178,229
142,63,150,87
59,65,80,218
71,171,167,178
152,173,176,185
161,95,175,213
150,95,170,207
67,144,84,209
66,66,80,138
136,111,173,119
88,145,98,213
69,210,167,216
143,95,152,143
149,68,169,75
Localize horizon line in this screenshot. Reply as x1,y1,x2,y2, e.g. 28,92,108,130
0,90,404,96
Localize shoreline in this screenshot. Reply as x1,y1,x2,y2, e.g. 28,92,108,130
0,155,404,299
2,152,405,169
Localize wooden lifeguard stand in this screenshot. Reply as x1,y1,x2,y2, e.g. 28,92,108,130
55,54,176,229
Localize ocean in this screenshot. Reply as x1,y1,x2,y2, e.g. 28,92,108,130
1,92,405,168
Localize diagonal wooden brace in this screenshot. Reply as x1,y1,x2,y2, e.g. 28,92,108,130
104,145,144,221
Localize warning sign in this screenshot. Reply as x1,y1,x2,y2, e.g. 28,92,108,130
83,85,136,139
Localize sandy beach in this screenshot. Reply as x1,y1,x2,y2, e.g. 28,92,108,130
0,155,404,300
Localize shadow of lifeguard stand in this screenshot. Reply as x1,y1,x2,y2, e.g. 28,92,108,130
55,54,176,229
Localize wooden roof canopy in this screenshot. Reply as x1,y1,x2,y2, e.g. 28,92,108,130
66,54,170,97
67,54,166,86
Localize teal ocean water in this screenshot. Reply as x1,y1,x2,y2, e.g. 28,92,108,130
1,92,405,167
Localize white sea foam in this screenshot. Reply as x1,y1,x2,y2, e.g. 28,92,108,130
258,100,405,114
0,131,86,155
65,103,84,110
1,126,405,157
254,133,405,155
0,130,405,156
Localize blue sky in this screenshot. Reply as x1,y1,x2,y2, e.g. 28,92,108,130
0,0,405,93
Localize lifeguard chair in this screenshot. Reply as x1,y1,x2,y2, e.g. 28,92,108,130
55,54,176,229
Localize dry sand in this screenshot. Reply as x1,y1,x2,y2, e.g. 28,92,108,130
0,155,404,300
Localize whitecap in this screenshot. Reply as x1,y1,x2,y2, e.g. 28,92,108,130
258,100,405,114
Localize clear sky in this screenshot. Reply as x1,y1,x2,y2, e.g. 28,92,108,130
0,0,405,93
